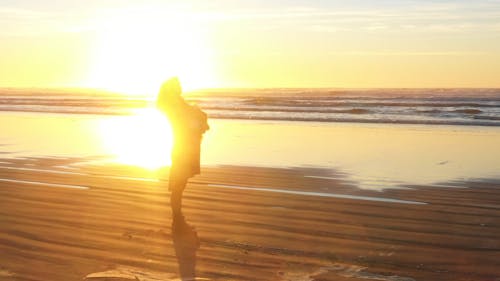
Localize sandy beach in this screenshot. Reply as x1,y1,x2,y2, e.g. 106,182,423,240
1,156,499,281
2,0,500,279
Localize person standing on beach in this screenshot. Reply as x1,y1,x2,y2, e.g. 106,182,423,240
157,77,209,217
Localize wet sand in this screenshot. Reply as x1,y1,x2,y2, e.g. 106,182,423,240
0,157,499,281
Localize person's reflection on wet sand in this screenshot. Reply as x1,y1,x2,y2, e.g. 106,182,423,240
172,212,200,280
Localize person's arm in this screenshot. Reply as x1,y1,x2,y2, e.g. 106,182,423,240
194,106,209,133
202,110,209,132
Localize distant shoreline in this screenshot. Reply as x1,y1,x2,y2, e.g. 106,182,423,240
1,87,500,126
1,108,499,127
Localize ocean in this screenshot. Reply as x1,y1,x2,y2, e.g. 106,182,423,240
1,87,500,190
1,88,500,126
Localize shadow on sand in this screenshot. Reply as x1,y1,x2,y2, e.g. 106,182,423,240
172,213,200,280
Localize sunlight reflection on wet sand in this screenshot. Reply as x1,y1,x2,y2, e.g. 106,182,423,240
202,120,500,189
1,112,500,190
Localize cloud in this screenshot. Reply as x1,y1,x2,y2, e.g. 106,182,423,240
328,51,488,56
188,1,500,34
2,1,500,37
0,7,46,19
0,5,99,36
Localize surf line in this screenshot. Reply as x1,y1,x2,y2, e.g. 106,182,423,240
206,183,426,205
0,178,89,190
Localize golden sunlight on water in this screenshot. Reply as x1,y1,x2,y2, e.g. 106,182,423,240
98,108,173,169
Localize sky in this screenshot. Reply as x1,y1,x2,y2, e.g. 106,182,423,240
1,0,500,92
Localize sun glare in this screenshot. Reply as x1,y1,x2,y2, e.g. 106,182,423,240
99,107,173,169
87,8,216,95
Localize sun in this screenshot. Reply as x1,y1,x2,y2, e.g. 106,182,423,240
98,107,173,169
87,7,216,95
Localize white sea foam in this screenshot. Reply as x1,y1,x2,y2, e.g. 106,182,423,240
207,184,426,205
1,88,499,126
0,178,89,190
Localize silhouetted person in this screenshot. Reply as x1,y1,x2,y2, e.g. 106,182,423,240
157,77,209,217
171,211,200,280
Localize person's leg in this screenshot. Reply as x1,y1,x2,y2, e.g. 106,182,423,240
169,174,188,217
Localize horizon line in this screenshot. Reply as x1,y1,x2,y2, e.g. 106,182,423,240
2,86,500,93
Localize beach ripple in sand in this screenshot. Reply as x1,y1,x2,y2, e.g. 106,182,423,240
84,264,416,281
277,263,416,281
85,266,175,281
0,269,14,279
322,263,416,281
85,266,212,281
